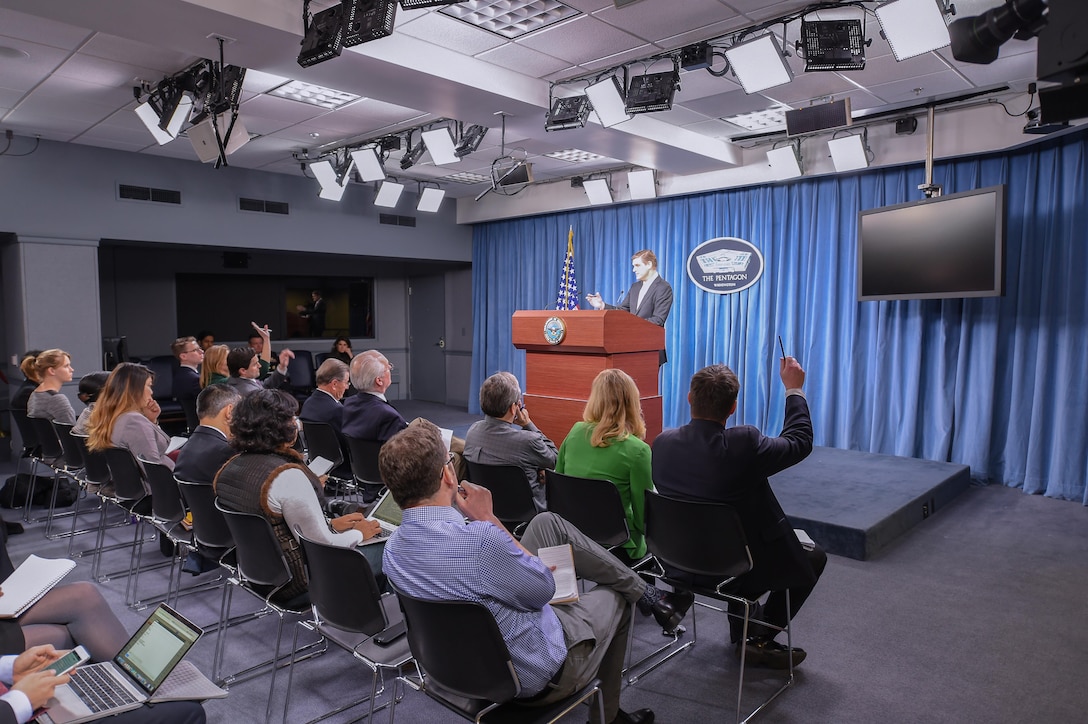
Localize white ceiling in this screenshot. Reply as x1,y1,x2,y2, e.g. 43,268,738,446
0,0,1048,219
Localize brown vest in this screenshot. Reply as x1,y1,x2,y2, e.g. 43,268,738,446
214,450,326,602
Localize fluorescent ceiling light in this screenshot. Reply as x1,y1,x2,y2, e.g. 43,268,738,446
583,178,613,205
417,187,446,213
440,0,581,40
374,180,404,208
350,147,386,182
585,76,632,128
828,135,869,172
725,33,794,94
627,169,657,200
875,0,950,61
311,159,354,201
722,105,790,132
421,127,460,166
545,148,607,163
442,171,491,184
767,146,803,180
268,80,361,109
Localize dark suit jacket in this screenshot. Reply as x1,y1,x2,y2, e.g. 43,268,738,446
300,389,344,437
224,370,287,398
651,394,814,592
341,393,407,443
174,425,236,485
608,275,673,363
173,366,201,432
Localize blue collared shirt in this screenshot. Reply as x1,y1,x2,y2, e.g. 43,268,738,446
382,506,567,695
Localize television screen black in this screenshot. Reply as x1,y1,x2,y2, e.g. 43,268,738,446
857,185,1006,301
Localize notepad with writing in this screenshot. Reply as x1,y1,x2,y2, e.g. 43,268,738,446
538,544,579,605
0,554,76,618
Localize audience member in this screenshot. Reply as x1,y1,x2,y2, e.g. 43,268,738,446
10,351,42,415
224,345,292,398
246,323,280,379
200,345,230,389
651,361,825,669
214,390,383,603
196,330,216,351
300,359,349,437
72,371,109,436
26,350,76,425
87,363,174,484
328,337,353,364
341,351,407,442
174,385,240,485
381,420,677,724
556,369,654,566
171,336,203,432
464,371,557,512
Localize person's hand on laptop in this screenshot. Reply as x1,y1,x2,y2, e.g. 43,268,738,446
332,512,381,539
12,645,70,709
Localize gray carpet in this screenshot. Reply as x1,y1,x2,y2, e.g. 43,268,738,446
4,463,1088,723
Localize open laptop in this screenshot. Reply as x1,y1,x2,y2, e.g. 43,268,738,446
39,604,203,724
358,488,403,546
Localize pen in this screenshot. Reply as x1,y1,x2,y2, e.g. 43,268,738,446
777,335,786,359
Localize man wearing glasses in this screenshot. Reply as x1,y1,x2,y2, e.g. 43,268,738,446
171,336,204,433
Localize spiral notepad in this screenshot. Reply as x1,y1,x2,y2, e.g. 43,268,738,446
0,554,76,618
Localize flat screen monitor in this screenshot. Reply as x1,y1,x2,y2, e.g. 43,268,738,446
857,185,1006,301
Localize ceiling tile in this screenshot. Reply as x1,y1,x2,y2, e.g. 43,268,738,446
478,42,570,78
760,71,857,106
675,67,741,102
396,11,506,55
866,70,973,105
517,15,645,66
0,38,71,91
54,53,165,89
78,32,197,74
684,86,776,118
590,0,743,45
13,75,128,121
0,8,91,51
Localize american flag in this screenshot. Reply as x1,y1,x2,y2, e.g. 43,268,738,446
555,226,579,310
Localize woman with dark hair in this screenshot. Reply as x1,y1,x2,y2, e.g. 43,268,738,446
556,368,653,564
27,349,76,425
214,389,382,602
87,363,173,484
329,336,354,364
72,371,109,436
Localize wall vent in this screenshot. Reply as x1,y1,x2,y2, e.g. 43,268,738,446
379,213,416,227
118,184,181,204
239,197,289,215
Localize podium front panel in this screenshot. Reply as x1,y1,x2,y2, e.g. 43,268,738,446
525,393,661,447
524,351,660,399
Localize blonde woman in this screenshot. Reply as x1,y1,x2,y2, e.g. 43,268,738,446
555,368,653,564
200,344,230,388
27,349,76,425
87,363,173,488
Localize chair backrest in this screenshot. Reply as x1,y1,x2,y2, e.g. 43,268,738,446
29,416,64,461
53,421,86,470
546,470,629,549
287,350,316,393
344,436,383,485
10,408,40,452
141,459,187,525
298,534,387,636
644,491,753,581
465,462,537,526
313,352,331,368
143,356,177,402
301,421,344,469
103,447,149,503
391,583,521,703
176,479,233,551
72,435,111,486
215,500,292,590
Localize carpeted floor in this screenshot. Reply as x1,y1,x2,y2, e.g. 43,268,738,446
3,459,1087,723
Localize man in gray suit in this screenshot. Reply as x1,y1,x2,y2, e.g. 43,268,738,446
586,249,673,363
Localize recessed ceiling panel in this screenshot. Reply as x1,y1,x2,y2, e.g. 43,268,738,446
591,0,742,46
518,15,645,66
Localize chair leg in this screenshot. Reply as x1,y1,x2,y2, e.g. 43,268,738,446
623,610,695,685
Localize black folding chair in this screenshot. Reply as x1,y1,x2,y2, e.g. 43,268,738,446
465,461,538,536
392,583,604,723
545,470,631,550
345,436,386,503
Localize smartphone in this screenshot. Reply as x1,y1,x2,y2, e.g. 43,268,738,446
777,335,787,359
50,645,90,675
308,456,335,477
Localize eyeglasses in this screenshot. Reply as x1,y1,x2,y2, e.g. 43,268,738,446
185,346,204,355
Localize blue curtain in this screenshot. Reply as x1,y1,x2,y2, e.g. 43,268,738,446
470,130,1088,503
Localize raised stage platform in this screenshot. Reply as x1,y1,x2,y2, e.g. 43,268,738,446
772,446,971,561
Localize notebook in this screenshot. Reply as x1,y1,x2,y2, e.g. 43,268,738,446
357,488,403,546
38,604,212,724
0,555,75,618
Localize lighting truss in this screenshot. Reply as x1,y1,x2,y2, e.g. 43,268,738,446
801,19,866,72
545,95,592,131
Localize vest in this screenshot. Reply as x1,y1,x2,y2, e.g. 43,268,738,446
214,450,326,602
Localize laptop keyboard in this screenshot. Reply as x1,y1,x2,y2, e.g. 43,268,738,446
69,665,139,713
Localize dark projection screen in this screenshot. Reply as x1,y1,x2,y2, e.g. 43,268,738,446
858,185,1006,301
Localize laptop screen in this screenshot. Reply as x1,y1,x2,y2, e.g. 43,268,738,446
369,490,403,528
113,604,203,694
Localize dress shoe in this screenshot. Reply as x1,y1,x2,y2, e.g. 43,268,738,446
650,594,684,632
736,637,806,669
613,708,654,724
672,589,695,617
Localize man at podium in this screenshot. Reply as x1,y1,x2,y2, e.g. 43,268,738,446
585,250,672,364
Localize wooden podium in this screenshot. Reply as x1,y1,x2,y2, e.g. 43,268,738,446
512,310,664,445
